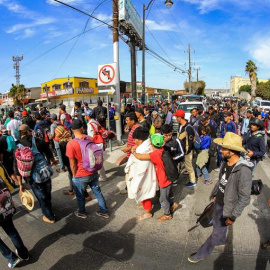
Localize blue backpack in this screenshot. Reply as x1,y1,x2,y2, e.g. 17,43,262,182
3,135,16,152
31,137,53,183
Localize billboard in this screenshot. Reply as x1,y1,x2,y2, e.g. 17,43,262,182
119,0,143,40
55,88,73,96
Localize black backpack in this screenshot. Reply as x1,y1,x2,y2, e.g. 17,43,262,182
162,150,179,182
188,202,214,232
97,108,106,122
251,179,263,195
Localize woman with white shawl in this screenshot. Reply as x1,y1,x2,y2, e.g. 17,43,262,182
124,127,158,221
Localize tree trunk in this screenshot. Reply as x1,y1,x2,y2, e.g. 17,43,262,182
251,76,257,97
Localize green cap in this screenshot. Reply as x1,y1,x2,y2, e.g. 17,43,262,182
247,109,253,114
26,107,31,112
151,134,164,148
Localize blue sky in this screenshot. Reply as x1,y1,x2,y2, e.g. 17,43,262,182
0,0,269,93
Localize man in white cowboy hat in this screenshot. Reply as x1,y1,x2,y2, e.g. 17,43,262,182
188,132,253,263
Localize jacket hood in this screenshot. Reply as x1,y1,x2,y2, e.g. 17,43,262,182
232,157,254,172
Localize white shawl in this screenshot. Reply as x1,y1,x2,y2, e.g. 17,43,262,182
124,139,158,203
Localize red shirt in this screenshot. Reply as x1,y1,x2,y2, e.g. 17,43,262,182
66,136,93,177
126,123,140,158
149,148,171,188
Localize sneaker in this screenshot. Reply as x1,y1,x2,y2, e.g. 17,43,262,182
157,214,173,222
214,168,220,172
8,258,21,268
170,202,179,213
188,253,205,263
63,189,74,195
172,180,178,187
15,249,29,261
204,179,213,185
99,178,108,182
74,211,88,219
96,211,110,219
185,182,196,187
43,216,55,224
85,196,92,201
119,189,128,195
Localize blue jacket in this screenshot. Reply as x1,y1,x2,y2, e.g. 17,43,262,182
200,135,211,150
220,120,237,138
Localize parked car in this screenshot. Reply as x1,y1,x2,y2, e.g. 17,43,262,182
172,101,206,132
255,99,270,111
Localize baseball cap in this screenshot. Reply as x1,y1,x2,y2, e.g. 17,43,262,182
82,109,93,117
50,113,57,120
173,109,185,118
18,124,31,132
247,109,253,114
151,134,164,148
224,112,232,117
21,111,28,116
135,108,144,115
71,119,83,130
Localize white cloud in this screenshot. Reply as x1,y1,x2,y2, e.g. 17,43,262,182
146,20,175,31
182,0,270,14
247,36,270,69
22,28,35,38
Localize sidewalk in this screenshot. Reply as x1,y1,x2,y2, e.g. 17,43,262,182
0,147,269,269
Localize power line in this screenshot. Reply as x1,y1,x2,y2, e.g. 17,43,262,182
53,0,108,76
53,0,115,30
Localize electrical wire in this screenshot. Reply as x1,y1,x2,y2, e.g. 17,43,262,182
53,0,109,76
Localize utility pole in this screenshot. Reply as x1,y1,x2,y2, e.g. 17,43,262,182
130,38,137,100
113,0,122,143
12,54,23,86
194,67,200,82
188,44,192,93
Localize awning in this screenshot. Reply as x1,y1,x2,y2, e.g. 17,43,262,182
35,98,48,102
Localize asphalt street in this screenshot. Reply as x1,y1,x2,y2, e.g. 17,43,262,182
0,145,269,270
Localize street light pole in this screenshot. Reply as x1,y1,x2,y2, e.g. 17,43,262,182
142,0,173,105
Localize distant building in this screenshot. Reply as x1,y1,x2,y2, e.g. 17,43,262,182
230,76,268,95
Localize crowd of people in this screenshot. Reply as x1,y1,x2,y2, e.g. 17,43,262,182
0,96,268,267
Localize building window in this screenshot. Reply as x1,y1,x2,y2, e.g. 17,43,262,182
63,82,73,89
79,81,89,88
43,86,50,92
52,84,61,91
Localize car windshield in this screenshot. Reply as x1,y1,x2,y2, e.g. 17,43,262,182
177,104,204,113
261,102,270,106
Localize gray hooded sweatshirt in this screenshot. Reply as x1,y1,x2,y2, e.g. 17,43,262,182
210,157,253,220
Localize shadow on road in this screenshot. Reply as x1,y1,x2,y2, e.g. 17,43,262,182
249,184,270,270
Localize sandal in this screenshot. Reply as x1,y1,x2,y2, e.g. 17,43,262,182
137,213,152,221
157,215,172,222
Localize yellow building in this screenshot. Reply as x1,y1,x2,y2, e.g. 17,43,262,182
41,77,100,107
230,76,269,95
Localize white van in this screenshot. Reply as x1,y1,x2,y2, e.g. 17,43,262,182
256,99,270,111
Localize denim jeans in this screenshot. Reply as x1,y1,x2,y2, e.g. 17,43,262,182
196,165,210,181
195,202,227,259
159,184,172,215
55,147,65,170
0,218,28,263
31,179,54,220
72,173,108,214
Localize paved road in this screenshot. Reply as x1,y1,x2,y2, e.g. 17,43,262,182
0,146,269,270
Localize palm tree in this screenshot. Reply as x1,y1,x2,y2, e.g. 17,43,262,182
9,84,28,106
245,60,257,96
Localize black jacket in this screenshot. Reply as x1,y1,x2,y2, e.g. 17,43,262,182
243,131,266,161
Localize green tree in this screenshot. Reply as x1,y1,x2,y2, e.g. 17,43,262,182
9,84,28,106
184,81,206,95
245,60,257,96
256,80,270,99
239,84,251,95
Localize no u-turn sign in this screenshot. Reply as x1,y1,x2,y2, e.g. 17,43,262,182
98,63,117,86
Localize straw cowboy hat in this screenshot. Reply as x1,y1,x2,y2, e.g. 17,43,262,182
19,190,34,211
214,132,247,153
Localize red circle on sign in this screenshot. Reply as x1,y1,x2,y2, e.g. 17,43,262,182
99,65,115,85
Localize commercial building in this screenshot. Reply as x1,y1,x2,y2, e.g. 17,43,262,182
41,77,99,108
230,76,268,95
